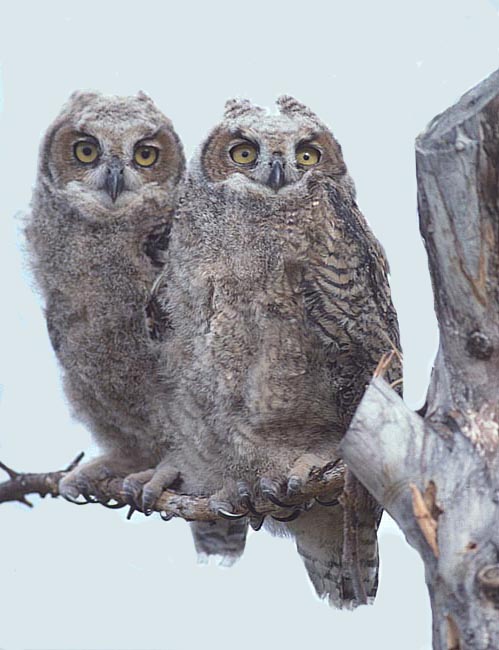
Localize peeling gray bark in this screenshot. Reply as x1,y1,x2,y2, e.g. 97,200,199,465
339,68,499,650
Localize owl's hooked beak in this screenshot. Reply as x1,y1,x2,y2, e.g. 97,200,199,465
267,157,286,191
105,159,125,202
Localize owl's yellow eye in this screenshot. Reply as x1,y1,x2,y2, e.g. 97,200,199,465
230,142,258,165
296,145,321,166
74,141,99,164
134,145,159,167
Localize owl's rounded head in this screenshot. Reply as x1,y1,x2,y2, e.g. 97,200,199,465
38,90,185,219
192,96,350,197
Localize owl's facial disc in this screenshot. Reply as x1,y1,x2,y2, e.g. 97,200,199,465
204,123,337,195
49,117,183,217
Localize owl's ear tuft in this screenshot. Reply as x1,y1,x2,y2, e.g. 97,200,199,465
224,98,264,120
68,90,100,104
137,90,155,104
277,95,319,121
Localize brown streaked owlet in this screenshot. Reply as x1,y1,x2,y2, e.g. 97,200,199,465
154,96,402,606
25,90,185,510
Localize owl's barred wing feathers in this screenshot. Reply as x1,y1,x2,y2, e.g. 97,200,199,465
305,183,402,401
293,181,402,607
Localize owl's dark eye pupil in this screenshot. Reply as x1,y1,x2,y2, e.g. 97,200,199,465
141,149,151,159
241,150,249,158
303,153,310,160
83,147,92,157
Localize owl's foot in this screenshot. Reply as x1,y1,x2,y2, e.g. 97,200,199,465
211,453,341,523
59,456,133,505
212,479,301,523
122,461,180,515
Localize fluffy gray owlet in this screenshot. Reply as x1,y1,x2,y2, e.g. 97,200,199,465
25,91,186,509
154,96,401,606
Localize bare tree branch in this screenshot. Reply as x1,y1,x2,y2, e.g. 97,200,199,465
339,68,499,650
0,454,345,522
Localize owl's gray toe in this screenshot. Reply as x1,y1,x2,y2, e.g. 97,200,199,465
59,470,105,504
59,479,89,504
237,480,263,516
260,476,293,508
142,485,160,515
286,476,303,496
122,475,147,511
209,493,248,520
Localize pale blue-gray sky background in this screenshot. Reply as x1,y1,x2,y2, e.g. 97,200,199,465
1,1,498,649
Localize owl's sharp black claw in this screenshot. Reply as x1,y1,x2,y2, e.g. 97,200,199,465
315,496,340,507
142,487,160,515
250,516,265,531
240,495,263,516
61,493,91,505
237,480,264,515
160,510,174,522
260,477,293,508
122,479,143,511
217,508,248,520
81,490,99,504
100,499,126,509
272,509,301,522
264,492,293,509
126,505,136,520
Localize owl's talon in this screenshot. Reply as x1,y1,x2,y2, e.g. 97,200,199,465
126,505,136,520
266,493,293,508
123,464,179,515
237,481,263,515
60,457,137,506
142,487,160,514
61,493,91,505
315,496,340,507
240,495,263,516
80,490,99,504
218,508,248,520
260,477,293,508
271,509,301,522
100,499,126,509
250,515,265,531
160,510,174,522
122,477,143,511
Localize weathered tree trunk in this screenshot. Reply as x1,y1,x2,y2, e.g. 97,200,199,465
339,69,499,650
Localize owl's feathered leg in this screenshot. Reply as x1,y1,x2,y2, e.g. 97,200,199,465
190,519,249,567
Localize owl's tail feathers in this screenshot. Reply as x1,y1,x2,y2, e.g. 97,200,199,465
288,501,379,609
190,519,249,567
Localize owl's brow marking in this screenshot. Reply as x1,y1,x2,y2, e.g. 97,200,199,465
137,128,163,144
74,131,99,143
296,132,321,147
229,129,259,147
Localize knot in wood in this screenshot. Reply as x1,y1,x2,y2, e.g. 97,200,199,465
466,331,493,360
478,565,499,607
